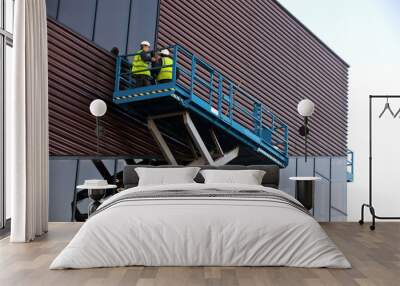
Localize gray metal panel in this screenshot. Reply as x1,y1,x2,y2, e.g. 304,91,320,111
77,160,115,185
127,0,158,53
331,157,347,221
46,0,59,18
57,0,97,39
278,157,296,197
296,157,314,176
314,179,330,221
49,159,78,222
117,159,127,173
47,0,158,55
93,0,131,52
314,157,330,221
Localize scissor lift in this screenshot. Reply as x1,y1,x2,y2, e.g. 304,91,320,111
113,45,289,167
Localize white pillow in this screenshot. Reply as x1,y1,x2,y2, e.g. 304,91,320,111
135,167,200,186
200,169,266,185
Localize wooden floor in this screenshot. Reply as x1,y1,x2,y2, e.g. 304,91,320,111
0,222,399,286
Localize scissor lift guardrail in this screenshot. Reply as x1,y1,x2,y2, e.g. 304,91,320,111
347,149,354,182
113,45,289,167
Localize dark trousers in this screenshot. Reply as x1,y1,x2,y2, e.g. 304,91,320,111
133,74,152,87
158,79,172,84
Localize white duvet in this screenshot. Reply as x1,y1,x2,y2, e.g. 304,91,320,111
50,183,350,269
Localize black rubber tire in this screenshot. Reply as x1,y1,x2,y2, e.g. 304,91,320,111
358,220,364,225
370,225,375,231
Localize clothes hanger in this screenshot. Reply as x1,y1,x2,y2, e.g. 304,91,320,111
394,107,400,118
378,97,395,118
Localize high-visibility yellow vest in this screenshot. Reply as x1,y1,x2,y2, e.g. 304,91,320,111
131,50,150,76
156,57,173,81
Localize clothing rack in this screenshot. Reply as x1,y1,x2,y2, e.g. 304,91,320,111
359,95,400,230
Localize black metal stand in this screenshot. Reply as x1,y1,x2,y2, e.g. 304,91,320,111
88,188,106,216
359,95,400,230
295,180,315,210
298,117,310,162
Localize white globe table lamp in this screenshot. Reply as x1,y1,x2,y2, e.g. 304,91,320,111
297,99,315,117
90,99,107,117
297,99,315,162
89,99,107,154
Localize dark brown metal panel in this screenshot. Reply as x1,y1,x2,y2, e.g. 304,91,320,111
47,18,191,158
157,0,349,156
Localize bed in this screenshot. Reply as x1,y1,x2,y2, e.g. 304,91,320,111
50,165,350,269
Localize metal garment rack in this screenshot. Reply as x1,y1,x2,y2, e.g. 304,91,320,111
359,95,400,230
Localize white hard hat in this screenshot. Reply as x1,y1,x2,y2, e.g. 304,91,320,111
140,40,150,47
160,49,170,56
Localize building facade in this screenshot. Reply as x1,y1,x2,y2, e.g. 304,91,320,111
45,0,349,222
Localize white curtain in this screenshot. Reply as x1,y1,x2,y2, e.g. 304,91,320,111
7,0,49,242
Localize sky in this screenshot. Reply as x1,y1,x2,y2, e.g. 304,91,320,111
278,0,400,65
277,0,400,220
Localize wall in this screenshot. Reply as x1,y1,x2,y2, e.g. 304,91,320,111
49,157,347,222
47,18,192,159
45,1,349,221
46,0,159,54
347,70,400,221
345,6,400,221
46,0,349,160
157,0,349,157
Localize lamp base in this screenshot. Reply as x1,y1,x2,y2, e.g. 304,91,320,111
298,125,310,136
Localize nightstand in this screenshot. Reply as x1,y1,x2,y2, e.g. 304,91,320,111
77,180,117,216
289,177,321,210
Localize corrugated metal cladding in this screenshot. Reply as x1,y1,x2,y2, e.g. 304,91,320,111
157,0,349,156
47,18,192,158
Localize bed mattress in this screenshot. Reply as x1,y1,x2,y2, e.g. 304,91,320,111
50,183,350,269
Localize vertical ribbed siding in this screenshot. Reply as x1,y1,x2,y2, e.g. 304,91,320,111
47,18,191,158
157,0,349,156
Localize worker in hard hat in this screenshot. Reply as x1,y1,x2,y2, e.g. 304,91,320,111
152,49,178,84
131,41,156,87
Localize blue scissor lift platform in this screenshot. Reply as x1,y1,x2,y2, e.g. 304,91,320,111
113,45,289,167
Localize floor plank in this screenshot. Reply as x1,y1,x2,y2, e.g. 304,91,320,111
0,222,399,286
